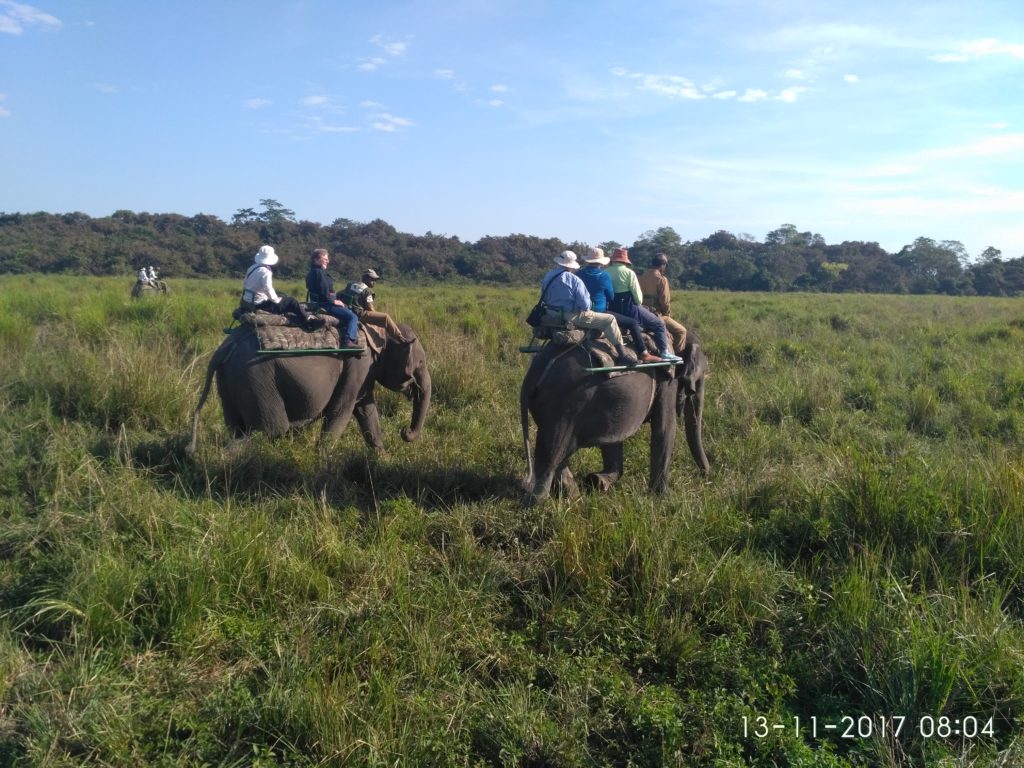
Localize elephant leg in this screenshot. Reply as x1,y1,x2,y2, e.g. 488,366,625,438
524,419,579,505
554,462,580,499
321,362,370,442
353,397,384,450
587,443,624,492
649,379,679,492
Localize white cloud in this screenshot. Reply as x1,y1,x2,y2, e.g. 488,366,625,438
370,112,413,132
491,84,508,93
244,98,271,109
477,99,503,108
307,116,358,134
613,69,705,100
738,88,768,102
371,34,408,57
359,34,410,70
843,74,859,83
358,57,387,72
777,87,805,103
932,38,1024,62
301,95,330,107
0,92,8,117
91,82,119,94
921,132,1024,159
713,90,737,100
785,68,807,80
0,1,60,35
434,68,455,80
360,100,384,109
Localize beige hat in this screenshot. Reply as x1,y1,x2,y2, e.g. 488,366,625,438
254,245,279,266
583,246,609,266
554,250,580,269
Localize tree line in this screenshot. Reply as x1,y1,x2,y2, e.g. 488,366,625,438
2,201,1023,296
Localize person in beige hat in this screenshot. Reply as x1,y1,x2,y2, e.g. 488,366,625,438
606,248,680,362
538,250,635,365
638,253,687,354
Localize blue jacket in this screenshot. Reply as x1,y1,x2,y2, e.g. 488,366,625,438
577,266,614,312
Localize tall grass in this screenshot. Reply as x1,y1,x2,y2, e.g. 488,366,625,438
0,276,1022,765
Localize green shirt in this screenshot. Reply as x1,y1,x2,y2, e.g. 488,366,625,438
605,263,643,305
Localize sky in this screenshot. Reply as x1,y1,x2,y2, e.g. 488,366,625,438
2,0,1024,259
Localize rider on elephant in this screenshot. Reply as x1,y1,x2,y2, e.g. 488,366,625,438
305,248,361,347
606,248,680,362
342,268,411,344
136,267,150,287
638,253,687,355
240,245,321,329
539,250,636,366
577,246,661,364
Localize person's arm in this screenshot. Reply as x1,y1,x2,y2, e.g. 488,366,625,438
572,275,592,312
627,271,643,306
658,275,671,315
261,268,281,303
602,273,614,309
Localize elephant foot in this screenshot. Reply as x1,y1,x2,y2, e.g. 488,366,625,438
585,472,620,493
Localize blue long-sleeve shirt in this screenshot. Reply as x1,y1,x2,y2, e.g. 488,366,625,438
540,268,591,312
577,266,614,312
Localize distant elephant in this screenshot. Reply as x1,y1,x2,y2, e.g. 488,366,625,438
520,332,708,505
131,280,169,298
187,321,430,454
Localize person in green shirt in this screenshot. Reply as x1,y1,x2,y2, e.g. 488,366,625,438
605,248,680,362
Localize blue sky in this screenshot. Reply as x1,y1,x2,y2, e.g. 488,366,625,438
2,0,1023,258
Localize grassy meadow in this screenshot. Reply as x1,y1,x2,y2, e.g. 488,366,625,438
0,274,1023,766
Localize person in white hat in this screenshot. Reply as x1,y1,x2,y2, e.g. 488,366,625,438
538,249,635,365
240,245,320,327
341,267,410,343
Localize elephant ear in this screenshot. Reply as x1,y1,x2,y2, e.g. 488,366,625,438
361,323,387,355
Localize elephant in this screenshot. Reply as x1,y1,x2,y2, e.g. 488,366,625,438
519,331,708,505
131,279,169,298
187,320,430,455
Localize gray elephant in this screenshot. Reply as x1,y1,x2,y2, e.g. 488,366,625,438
520,332,708,505
187,321,430,454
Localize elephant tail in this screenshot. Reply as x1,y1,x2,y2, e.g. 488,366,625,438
186,336,237,456
520,383,534,488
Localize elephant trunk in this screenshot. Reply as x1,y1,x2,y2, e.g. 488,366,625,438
682,378,709,474
400,364,431,442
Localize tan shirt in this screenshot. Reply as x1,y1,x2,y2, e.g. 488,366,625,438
638,269,671,315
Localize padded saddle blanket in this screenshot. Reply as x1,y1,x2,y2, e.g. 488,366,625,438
235,311,386,354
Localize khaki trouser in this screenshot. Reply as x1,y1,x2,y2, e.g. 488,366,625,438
661,315,687,355
567,310,624,348
360,310,406,341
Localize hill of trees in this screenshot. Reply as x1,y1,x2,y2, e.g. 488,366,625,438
2,200,1023,296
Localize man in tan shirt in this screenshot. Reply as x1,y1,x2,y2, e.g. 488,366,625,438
638,253,687,355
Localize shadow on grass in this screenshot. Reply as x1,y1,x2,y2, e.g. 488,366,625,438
124,432,521,510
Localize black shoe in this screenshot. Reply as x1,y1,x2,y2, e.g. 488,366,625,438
617,350,638,367
305,315,325,330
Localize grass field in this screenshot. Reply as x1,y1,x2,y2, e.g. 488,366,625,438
0,275,1022,766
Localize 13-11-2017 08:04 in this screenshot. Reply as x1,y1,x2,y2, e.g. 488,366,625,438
742,714,996,740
